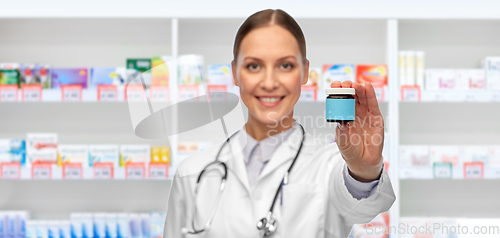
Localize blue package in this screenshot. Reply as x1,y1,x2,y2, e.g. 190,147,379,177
326,98,355,122
51,68,88,89
90,68,122,88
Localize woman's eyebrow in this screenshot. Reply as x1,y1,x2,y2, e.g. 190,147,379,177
243,56,297,61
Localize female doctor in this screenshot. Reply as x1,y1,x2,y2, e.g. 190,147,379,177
164,9,396,238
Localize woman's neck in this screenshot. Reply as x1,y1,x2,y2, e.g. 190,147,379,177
245,112,296,141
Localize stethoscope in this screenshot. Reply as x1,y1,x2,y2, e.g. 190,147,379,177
181,123,306,237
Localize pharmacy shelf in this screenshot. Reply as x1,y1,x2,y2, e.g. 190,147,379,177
0,179,171,219
400,167,500,180
400,179,500,218
401,90,500,102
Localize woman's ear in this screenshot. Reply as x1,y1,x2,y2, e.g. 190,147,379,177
302,59,310,85
231,60,239,87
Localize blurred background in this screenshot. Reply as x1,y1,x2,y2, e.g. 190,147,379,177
1,0,500,238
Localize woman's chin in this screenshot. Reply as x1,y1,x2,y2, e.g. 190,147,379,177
254,112,291,128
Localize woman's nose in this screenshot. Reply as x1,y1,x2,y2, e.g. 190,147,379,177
260,69,279,91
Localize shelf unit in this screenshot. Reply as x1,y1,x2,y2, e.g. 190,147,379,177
1,3,500,237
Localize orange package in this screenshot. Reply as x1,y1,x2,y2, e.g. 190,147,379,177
356,65,388,87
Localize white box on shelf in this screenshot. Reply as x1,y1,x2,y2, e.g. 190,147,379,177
26,133,58,165
456,69,486,90
483,57,500,90
36,221,49,238
70,213,83,238
88,145,119,168
399,145,432,179
81,213,93,238
58,145,89,167
58,221,71,238
398,51,407,86
119,145,150,167
105,214,117,238
405,51,416,85
25,220,37,238
415,51,425,89
425,69,456,90
460,146,489,164
116,213,129,238
93,214,106,238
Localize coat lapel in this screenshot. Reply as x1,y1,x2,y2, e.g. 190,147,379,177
220,130,252,194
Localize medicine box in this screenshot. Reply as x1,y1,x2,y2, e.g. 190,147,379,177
425,69,456,90
151,146,170,164
51,68,88,89
483,57,500,90
26,133,58,165
355,65,387,87
456,69,486,90
119,145,150,167
207,64,233,88
430,146,460,167
489,146,500,167
307,67,322,89
19,64,36,85
460,146,489,165
151,56,172,86
127,58,152,85
0,139,26,166
400,145,430,167
88,145,119,168
0,63,20,86
57,145,89,167
34,64,51,89
415,51,425,89
90,68,123,88
322,64,355,87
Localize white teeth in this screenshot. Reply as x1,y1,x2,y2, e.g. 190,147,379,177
259,97,281,103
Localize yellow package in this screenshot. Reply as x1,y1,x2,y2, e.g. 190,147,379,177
151,146,170,164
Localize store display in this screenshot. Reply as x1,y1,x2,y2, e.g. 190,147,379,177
26,133,58,165
456,69,486,90
150,146,170,164
88,145,119,168
0,211,29,238
127,58,152,86
19,64,36,86
206,64,233,88
151,56,172,87
425,69,456,90
34,64,52,89
483,57,500,90
51,68,88,89
400,145,430,168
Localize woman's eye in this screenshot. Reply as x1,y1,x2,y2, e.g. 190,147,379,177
280,63,293,70
247,63,260,70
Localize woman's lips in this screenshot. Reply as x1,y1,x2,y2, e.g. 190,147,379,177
256,96,285,108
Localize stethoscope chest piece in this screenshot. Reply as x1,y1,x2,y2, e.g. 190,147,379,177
256,216,278,237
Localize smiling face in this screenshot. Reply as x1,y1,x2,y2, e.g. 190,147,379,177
232,24,309,128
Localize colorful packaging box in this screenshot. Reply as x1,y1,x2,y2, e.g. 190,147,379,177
207,64,233,88
425,69,456,90
322,64,355,87
34,64,52,89
26,133,58,165
356,65,388,87
399,145,430,167
307,67,321,89
151,56,172,86
105,214,117,238
0,63,20,86
51,68,88,89
93,214,106,238
483,57,500,90
19,64,37,85
88,145,119,167
116,214,129,238
119,145,150,167
89,68,123,88
0,139,26,166
178,55,204,85
57,145,89,167
149,213,165,238
151,146,170,164
127,58,152,85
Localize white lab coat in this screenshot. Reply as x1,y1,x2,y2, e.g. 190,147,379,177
164,126,396,238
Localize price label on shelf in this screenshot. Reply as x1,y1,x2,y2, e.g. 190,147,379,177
32,163,52,179
299,85,317,102
431,92,445,102
149,163,169,179
401,86,421,102
149,86,169,102
125,84,146,102
464,162,484,179
1,162,21,179
63,163,83,179
61,85,82,102
464,92,477,102
22,84,42,102
98,85,118,101
93,162,114,179
0,85,18,102
433,162,452,179
207,85,227,101
492,92,500,102
179,85,199,101
126,163,145,179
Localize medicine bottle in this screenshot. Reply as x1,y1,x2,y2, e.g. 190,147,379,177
325,88,356,123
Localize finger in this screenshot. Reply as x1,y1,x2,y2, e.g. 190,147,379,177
335,122,350,152
341,80,353,88
353,82,368,109
330,81,342,88
365,82,382,115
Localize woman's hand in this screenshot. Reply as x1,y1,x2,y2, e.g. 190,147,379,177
331,80,384,182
